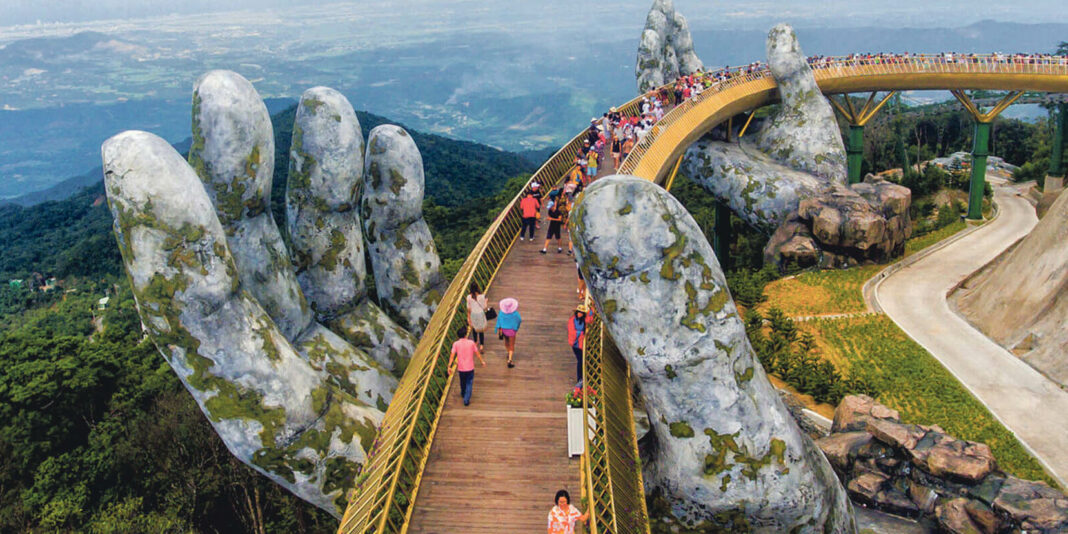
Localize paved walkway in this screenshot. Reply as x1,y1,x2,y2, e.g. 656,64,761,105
873,179,1068,487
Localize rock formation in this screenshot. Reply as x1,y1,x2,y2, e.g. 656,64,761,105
103,70,444,516
952,188,1068,388
818,395,1068,532
636,0,703,94
679,25,911,269
362,125,446,335
571,175,856,532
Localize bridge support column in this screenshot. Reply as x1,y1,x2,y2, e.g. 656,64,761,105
829,91,896,184
713,200,731,269
1047,102,1067,193
951,90,1023,219
967,122,992,220
846,125,865,184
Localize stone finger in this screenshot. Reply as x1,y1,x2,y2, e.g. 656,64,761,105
362,125,446,335
286,87,416,375
189,69,313,340
756,24,847,181
570,175,855,532
103,130,383,517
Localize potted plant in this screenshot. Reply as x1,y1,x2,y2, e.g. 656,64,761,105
566,386,597,457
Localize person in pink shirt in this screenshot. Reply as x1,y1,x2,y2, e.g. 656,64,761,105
448,326,486,406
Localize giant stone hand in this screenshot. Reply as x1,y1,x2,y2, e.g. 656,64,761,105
102,70,444,516
571,175,855,532
680,24,911,268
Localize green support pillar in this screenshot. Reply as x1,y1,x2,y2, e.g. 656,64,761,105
1049,102,1066,178
967,121,991,220
713,200,732,269
847,124,865,184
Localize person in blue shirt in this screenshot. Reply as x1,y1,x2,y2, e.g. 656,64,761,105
494,297,522,368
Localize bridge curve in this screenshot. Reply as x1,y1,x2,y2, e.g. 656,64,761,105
621,56,1068,185
339,54,1068,534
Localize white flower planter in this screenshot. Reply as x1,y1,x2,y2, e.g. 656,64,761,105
566,405,595,457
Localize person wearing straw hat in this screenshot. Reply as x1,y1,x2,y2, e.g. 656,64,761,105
494,297,522,368
566,304,594,385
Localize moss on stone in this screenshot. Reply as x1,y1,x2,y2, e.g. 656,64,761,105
388,168,408,195
669,421,695,438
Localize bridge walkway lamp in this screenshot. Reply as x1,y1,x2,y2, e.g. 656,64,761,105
950,89,1024,219
829,91,898,183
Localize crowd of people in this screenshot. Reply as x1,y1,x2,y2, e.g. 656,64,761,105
807,52,1068,68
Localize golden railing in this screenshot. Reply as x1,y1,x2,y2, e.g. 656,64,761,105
580,298,651,534
337,89,651,534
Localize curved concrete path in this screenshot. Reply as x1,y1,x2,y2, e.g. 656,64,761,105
873,178,1068,487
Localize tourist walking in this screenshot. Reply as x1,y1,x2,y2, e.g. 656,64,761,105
567,304,594,385
495,297,522,368
519,191,539,241
541,200,565,254
547,490,588,534
466,282,490,350
448,325,485,406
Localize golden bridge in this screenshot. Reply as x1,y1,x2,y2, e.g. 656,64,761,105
338,55,1068,533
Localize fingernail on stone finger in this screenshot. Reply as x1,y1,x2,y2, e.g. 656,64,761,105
571,175,854,531
362,125,446,335
190,69,313,339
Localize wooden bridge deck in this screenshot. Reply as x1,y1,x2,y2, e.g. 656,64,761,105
409,161,616,532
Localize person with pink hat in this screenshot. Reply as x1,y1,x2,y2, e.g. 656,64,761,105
494,297,522,368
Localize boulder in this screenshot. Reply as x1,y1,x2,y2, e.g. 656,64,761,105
571,175,855,532
925,440,997,483
832,395,900,433
635,0,703,93
847,470,888,505
362,125,446,335
817,431,873,472
907,479,938,513
937,498,986,534
992,476,1068,531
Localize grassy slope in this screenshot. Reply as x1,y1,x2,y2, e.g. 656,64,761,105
758,224,1056,486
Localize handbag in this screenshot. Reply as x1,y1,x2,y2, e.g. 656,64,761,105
472,294,496,320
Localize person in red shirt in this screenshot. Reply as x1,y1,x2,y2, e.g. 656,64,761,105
449,325,486,406
519,191,539,241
